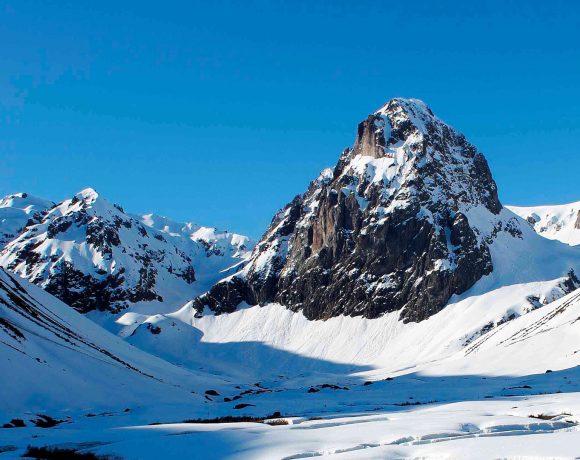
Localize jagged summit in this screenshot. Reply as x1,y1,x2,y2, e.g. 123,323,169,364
191,98,578,322
348,98,440,160
74,187,100,204
375,97,435,123
337,97,501,215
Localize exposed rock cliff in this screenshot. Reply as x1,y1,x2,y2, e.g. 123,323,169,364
192,98,531,322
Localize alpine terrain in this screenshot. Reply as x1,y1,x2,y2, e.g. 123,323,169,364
508,201,580,246
0,188,253,316
1,98,580,460
192,98,579,322
0,193,54,248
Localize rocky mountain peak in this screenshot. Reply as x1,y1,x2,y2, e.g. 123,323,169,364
335,97,501,220
74,187,100,205
191,98,521,322
376,97,435,123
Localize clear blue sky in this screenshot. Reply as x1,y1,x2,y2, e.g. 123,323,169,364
1,1,579,237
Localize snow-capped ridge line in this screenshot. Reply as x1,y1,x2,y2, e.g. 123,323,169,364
0,187,254,317
507,200,580,246
0,192,55,248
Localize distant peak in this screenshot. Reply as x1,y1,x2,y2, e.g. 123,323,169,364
1,192,33,201
375,97,436,122
0,192,54,210
75,187,99,204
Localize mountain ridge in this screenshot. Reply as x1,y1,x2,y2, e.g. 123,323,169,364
0,187,253,316
508,201,580,246
0,192,55,247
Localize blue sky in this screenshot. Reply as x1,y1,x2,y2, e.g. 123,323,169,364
1,1,579,237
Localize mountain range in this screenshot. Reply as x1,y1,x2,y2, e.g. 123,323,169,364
1,98,579,459
0,188,253,318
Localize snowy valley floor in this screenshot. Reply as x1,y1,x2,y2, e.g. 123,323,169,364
2,270,580,459
2,373,580,459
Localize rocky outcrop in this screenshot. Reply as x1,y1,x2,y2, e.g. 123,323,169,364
193,98,510,322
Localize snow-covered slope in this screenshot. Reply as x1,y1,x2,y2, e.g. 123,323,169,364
448,288,580,376
0,192,54,247
139,213,253,263
0,188,253,316
120,272,579,380
508,201,580,246
0,267,234,422
5,275,580,459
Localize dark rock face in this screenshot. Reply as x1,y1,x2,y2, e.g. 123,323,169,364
193,98,504,322
44,261,128,314
575,210,580,230
562,269,580,293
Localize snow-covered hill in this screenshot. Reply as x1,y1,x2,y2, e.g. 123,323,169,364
0,188,253,316
0,192,54,247
4,269,580,459
508,201,580,246
0,267,234,422
448,287,580,375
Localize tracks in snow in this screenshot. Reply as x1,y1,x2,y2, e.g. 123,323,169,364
281,418,577,459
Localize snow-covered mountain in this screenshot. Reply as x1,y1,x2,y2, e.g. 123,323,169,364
2,99,580,459
192,98,580,322
508,201,580,246
139,213,253,261
115,98,579,386
0,192,54,247
0,188,253,315
0,266,234,422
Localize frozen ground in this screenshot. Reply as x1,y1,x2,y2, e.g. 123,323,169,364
2,378,580,459
2,266,580,458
